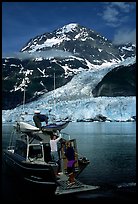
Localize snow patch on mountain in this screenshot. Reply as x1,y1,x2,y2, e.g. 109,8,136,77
56,23,78,34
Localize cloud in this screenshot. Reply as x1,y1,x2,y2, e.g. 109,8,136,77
113,28,136,45
100,2,135,28
99,2,136,45
102,7,119,27
110,2,132,12
3,50,74,60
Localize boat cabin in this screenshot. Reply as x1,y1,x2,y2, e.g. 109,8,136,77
6,125,90,182
13,138,52,163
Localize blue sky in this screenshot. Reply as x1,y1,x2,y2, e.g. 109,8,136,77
2,2,136,57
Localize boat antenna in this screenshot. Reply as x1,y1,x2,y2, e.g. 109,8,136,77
16,77,28,125
22,77,28,113
23,84,26,112
53,72,56,113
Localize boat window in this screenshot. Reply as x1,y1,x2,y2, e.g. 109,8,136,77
14,140,27,158
43,143,52,162
28,145,43,159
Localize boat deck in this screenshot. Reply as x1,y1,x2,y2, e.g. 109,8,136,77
55,173,99,195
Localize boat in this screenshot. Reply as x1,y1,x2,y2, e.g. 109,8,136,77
41,121,70,132
3,121,99,195
15,120,70,133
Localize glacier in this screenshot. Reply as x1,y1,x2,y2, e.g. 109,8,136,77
2,56,136,123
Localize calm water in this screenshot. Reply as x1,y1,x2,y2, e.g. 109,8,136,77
2,122,136,203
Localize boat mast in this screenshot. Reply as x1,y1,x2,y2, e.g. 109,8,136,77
22,77,28,112
23,85,26,112
53,72,56,113
21,77,28,121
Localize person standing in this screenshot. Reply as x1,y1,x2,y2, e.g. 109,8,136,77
65,141,76,184
50,131,62,174
33,110,49,129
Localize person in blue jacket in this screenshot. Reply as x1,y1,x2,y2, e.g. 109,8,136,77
33,110,49,129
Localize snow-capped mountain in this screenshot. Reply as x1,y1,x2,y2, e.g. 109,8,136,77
2,23,136,122
21,23,136,63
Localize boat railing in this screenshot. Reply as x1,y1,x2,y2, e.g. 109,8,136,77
60,132,71,141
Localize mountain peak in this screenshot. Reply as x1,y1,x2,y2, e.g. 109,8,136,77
20,23,98,53
20,23,136,65
56,23,79,34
